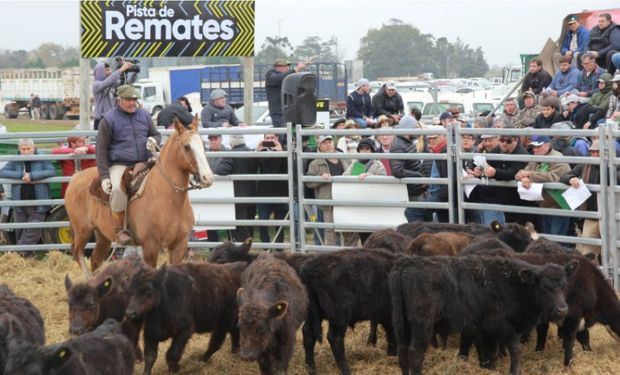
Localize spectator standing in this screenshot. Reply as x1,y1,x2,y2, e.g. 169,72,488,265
550,122,590,156
265,58,306,128
588,12,620,74
372,81,404,124
92,61,136,130
376,131,395,175
200,89,244,128
336,120,361,154
516,136,571,236
52,136,96,197
31,95,41,120
204,134,229,242
255,133,288,247
521,58,553,96
157,97,194,129
305,135,351,246
0,138,56,248
214,134,258,242
346,79,376,128
468,134,506,224
27,94,34,119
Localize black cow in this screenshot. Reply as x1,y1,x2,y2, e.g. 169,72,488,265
64,255,144,360
0,284,45,370
125,261,246,375
390,255,578,375
4,319,134,375
300,248,398,375
236,253,308,374
397,221,536,252
363,229,410,254
524,238,596,261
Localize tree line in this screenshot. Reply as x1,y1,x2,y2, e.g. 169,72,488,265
0,19,488,79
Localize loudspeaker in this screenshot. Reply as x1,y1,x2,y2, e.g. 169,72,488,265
282,72,317,126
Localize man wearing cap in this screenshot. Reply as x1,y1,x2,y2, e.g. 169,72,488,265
545,56,581,97
390,115,427,222
581,73,614,129
516,135,571,236
96,85,161,245
92,60,137,130
439,111,456,128
201,89,244,128
346,78,376,128
608,74,620,121
563,94,589,128
513,91,541,128
560,14,590,68
521,58,552,96
265,58,306,128
157,97,194,129
588,13,620,74
372,81,404,124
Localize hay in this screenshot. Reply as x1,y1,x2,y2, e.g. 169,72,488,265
2,252,619,374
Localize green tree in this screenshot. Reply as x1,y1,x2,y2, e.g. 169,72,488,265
0,49,29,69
255,36,293,65
24,57,45,68
292,36,339,63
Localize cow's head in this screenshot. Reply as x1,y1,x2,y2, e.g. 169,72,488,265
208,238,253,263
236,287,288,361
491,221,534,252
125,266,160,320
65,275,113,335
518,260,579,321
3,343,72,375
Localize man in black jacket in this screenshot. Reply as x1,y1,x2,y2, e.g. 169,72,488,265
588,12,620,74
390,115,426,222
521,58,553,96
346,79,376,128
265,58,306,127
372,81,404,124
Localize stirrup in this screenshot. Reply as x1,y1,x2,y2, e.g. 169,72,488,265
115,229,135,246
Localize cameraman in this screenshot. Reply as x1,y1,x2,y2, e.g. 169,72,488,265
256,133,288,247
93,60,137,130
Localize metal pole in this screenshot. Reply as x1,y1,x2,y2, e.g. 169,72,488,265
454,125,465,224
446,125,455,223
607,121,619,286
79,57,90,130
286,124,296,252
242,57,254,124
599,125,611,279
487,75,526,118
295,125,307,252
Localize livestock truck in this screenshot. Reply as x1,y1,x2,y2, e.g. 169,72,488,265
0,67,83,120
135,62,348,118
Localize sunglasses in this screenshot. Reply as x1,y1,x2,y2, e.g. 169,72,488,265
499,138,514,144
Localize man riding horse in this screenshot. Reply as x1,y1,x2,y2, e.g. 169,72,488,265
96,85,162,245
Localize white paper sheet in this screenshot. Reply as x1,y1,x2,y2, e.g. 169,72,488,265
473,155,487,169
562,180,592,211
518,181,544,201
462,169,478,199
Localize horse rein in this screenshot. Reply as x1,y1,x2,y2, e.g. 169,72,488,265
154,136,202,192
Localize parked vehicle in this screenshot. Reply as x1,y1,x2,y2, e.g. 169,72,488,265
1,67,83,120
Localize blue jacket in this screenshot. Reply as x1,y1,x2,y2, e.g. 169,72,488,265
346,90,373,119
576,66,605,97
548,66,580,95
561,26,590,55
0,150,56,213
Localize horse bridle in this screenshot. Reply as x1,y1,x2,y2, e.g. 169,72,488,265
155,135,202,192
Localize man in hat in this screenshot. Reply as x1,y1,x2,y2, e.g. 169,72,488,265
516,135,571,236
346,78,376,128
563,94,588,128
92,60,137,130
265,58,306,127
521,58,553,96
439,111,456,128
372,81,404,124
513,91,541,128
560,14,590,68
157,96,194,129
201,89,244,128
96,85,161,245
582,73,614,128
609,74,620,121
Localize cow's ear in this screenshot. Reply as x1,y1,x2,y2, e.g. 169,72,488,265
564,260,580,279
97,277,113,297
64,274,72,292
237,288,248,306
45,346,72,372
269,301,288,320
518,268,537,284
241,238,253,253
490,221,502,233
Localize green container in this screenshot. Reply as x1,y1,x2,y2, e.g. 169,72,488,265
520,54,539,76
0,140,62,199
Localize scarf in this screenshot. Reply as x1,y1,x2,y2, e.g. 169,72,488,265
429,138,447,153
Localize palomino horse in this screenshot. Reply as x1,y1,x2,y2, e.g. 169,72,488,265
65,119,213,274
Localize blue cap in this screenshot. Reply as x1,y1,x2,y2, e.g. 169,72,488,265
439,111,454,121
530,135,551,146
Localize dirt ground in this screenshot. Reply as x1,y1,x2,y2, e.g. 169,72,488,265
2,251,620,375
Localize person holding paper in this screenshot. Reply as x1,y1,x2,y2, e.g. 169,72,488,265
515,135,571,236
560,141,619,262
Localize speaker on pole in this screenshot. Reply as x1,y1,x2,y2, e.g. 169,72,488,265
282,72,316,126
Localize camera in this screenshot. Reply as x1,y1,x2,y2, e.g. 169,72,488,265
262,141,275,148
114,56,140,85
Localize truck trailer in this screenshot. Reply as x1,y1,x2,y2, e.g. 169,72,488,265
0,67,84,120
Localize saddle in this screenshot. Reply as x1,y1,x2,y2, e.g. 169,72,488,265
89,160,155,203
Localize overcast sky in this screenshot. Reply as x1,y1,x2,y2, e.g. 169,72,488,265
1,0,618,66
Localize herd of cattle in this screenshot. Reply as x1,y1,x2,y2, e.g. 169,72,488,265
0,221,619,374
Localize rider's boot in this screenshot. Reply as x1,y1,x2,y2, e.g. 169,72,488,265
111,211,133,246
